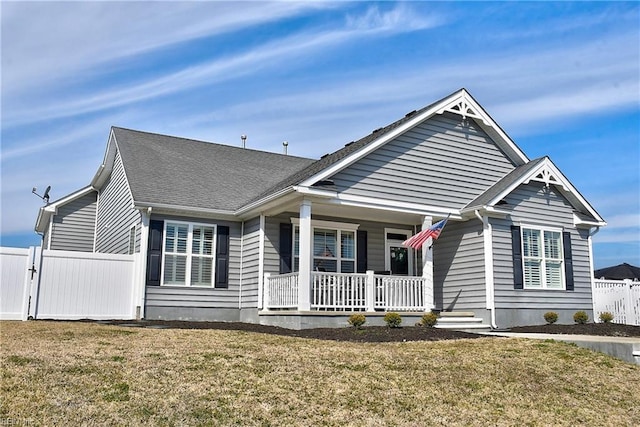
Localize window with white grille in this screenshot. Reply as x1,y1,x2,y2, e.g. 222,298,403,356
162,222,215,286
522,227,564,289
291,220,357,273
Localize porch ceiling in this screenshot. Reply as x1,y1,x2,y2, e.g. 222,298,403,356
311,202,424,225
264,195,426,225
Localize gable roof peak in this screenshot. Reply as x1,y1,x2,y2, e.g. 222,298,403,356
463,155,605,225
436,88,491,126
292,88,529,189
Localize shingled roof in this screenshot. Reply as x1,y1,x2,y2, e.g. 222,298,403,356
464,157,547,210
112,127,315,211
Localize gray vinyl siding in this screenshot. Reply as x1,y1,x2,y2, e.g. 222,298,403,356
433,219,485,311
95,149,141,254
330,113,515,209
49,191,98,252
492,182,592,310
264,214,287,276
145,216,243,312
240,217,261,308
264,213,419,276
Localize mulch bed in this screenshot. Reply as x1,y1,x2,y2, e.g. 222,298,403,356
102,319,640,342
107,320,483,342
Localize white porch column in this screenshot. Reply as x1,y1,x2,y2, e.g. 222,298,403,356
366,270,375,312
263,273,271,310
421,216,435,311
298,199,312,311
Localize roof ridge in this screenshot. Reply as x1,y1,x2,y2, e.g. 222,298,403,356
111,126,314,161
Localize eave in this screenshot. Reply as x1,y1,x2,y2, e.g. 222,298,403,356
133,201,237,221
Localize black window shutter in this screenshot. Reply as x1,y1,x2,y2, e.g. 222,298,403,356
146,220,164,286
511,225,524,289
357,230,368,273
563,231,574,291
215,226,230,288
279,223,293,274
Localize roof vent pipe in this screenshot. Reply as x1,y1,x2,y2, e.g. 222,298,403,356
283,141,288,155
241,134,247,148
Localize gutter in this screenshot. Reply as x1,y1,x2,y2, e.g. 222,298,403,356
235,187,295,217
133,201,236,218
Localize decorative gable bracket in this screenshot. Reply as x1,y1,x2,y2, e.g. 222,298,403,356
436,96,492,127
525,165,566,190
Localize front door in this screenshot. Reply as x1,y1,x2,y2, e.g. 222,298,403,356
389,245,409,275
385,229,413,276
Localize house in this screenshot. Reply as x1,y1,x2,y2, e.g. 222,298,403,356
35,89,606,329
594,263,640,281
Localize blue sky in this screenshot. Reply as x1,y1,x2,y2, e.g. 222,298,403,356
1,1,638,269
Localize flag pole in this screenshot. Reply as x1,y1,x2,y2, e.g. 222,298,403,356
428,213,450,250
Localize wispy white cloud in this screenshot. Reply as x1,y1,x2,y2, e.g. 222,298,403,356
346,3,444,32
3,3,444,128
604,214,640,229
1,2,337,97
1,115,117,162
592,214,640,244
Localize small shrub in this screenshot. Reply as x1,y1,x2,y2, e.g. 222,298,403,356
543,311,559,325
383,312,402,328
348,314,366,329
599,311,614,323
573,311,589,324
421,312,439,328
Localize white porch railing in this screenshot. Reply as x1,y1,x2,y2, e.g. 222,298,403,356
375,275,428,311
312,272,368,311
593,279,640,326
264,272,299,309
264,271,429,312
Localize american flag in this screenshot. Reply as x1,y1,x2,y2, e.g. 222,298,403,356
402,216,449,250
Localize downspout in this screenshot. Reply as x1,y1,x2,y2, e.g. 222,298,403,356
413,224,418,276
257,214,266,310
475,210,497,329
239,220,244,311
136,207,152,320
588,226,600,319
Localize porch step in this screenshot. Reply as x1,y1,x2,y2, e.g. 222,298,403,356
439,311,476,318
435,313,491,332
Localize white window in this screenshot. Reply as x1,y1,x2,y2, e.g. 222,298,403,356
292,220,357,273
522,226,564,289
162,222,215,287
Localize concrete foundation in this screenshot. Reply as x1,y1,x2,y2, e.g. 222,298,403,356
496,308,594,328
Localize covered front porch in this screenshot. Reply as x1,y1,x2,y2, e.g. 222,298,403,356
251,194,444,315
263,271,431,312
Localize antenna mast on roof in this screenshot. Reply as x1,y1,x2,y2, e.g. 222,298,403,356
241,134,247,149
32,185,51,205
283,141,288,155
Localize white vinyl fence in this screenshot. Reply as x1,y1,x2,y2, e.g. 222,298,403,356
592,279,640,326
1,247,139,321
0,247,36,320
